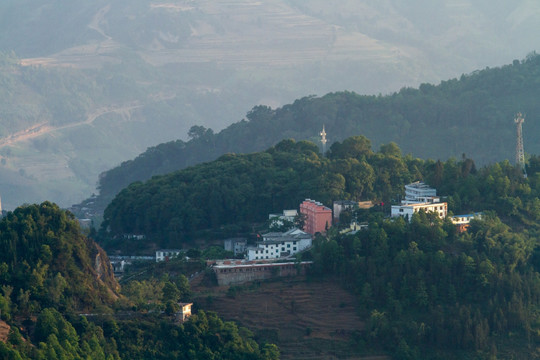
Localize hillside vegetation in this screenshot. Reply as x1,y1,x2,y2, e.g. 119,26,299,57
99,132,540,358
308,209,540,359
99,130,539,251
0,203,279,359
98,136,540,355
95,54,540,212
0,202,120,313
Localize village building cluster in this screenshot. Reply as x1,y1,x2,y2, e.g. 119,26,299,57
153,181,482,265
148,181,481,285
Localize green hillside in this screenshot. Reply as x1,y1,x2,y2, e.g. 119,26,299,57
0,203,278,359
99,133,540,249
98,133,540,358
94,54,540,214
0,202,120,312
309,210,540,359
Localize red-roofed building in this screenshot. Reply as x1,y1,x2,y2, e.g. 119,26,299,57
300,199,332,235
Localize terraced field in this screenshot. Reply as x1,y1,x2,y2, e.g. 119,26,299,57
194,277,388,359
20,1,399,69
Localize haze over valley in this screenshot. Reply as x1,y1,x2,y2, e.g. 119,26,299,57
0,0,539,209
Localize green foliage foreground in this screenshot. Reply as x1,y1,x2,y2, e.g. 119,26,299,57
0,203,277,360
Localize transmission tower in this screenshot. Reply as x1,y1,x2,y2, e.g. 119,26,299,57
514,112,527,177
320,125,327,155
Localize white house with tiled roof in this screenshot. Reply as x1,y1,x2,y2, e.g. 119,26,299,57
247,228,312,261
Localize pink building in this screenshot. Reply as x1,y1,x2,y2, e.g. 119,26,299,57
300,199,332,235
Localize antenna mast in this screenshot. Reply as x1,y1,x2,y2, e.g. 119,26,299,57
514,113,527,177
320,125,327,155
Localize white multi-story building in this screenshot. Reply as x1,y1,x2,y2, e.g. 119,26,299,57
391,202,448,220
247,228,312,261
402,181,440,204
392,182,447,221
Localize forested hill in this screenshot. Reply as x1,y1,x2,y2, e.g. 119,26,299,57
0,202,280,359
0,202,120,312
96,136,540,357
99,133,540,251
95,54,540,209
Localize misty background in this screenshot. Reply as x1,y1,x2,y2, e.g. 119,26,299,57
0,0,538,210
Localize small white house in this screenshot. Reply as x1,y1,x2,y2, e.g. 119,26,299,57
391,202,448,221
450,212,483,232
156,249,182,262
247,228,312,261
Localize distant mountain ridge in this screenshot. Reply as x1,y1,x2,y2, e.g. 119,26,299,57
86,54,540,217
1,0,540,209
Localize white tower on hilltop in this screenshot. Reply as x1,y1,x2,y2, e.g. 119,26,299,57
514,113,527,178
320,125,327,155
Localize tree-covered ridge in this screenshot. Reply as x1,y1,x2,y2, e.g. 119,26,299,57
0,202,121,359
0,202,119,315
100,132,538,253
100,137,400,247
0,307,279,360
99,135,540,357
310,211,540,358
0,203,279,359
96,53,540,206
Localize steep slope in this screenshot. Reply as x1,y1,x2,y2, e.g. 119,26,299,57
195,277,373,360
0,202,120,312
0,202,277,360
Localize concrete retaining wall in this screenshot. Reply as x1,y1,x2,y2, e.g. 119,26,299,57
213,262,312,286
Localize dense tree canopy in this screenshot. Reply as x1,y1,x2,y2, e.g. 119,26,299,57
100,133,540,254
0,203,278,360
310,210,540,358
0,202,119,313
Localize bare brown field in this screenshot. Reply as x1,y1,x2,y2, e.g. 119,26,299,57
0,320,10,343
193,276,389,360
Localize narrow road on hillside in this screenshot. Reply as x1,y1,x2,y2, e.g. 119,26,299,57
0,102,143,148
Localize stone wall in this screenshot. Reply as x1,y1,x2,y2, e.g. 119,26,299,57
213,262,312,286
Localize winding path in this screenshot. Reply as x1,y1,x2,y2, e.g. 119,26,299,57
0,102,143,148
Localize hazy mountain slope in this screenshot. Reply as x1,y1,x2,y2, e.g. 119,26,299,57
88,55,540,219
1,0,539,209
